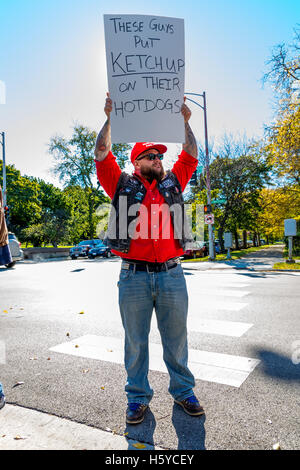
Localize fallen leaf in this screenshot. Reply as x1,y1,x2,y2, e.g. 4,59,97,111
66,332,70,337
100,386,105,390
79,311,85,315
123,432,129,436
75,344,79,348
14,435,26,440
132,442,147,449
12,381,24,388
273,442,281,450
47,357,51,360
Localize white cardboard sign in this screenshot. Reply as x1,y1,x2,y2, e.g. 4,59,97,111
104,14,185,143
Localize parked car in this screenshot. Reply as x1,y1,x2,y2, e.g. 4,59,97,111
69,240,103,259
203,241,221,255
7,232,24,267
88,241,113,259
183,241,207,259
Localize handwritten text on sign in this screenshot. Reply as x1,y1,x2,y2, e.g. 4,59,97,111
104,15,185,143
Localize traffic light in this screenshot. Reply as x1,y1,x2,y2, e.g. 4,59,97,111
4,205,9,219
204,204,212,214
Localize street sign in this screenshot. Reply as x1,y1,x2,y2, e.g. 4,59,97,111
284,219,297,237
224,232,232,248
211,198,226,204
205,214,214,224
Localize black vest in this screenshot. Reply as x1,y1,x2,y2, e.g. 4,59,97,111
106,171,194,253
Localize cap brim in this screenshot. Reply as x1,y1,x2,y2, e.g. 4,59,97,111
136,144,167,159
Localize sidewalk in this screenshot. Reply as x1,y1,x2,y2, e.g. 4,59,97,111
182,245,299,272
0,404,163,450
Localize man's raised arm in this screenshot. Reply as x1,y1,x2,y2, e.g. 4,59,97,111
94,93,112,161
181,97,198,159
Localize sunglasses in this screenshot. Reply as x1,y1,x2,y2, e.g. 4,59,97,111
136,153,164,161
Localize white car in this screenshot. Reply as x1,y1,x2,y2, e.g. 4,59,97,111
7,232,24,267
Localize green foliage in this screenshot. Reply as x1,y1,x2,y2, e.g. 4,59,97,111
0,161,42,233
48,123,110,238
112,143,132,169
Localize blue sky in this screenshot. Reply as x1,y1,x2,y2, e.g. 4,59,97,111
0,0,299,185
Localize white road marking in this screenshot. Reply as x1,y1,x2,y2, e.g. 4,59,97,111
187,318,253,337
188,288,250,298
188,299,248,311
150,315,253,337
50,335,260,388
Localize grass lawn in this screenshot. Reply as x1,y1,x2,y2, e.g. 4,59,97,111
273,262,300,270
181,244,277,263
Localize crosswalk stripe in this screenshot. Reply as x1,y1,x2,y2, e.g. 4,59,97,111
50,335,260,388
188,299,248,311
150,315,253,337
187,318,253,337
188,288,250,298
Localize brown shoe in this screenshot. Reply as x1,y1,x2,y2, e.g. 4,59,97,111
126,403,149,424
174,395,205,416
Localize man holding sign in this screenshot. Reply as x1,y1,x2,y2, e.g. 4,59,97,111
94,92,204,424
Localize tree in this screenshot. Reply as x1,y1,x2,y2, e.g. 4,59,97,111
0,161,42,235
256,186,300,242
188,135,271,250
262,26,300,185
112,143,132,169
49,124,110,238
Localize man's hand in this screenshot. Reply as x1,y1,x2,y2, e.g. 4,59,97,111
94,92,112,161
181,96,191,123
104,92,113,118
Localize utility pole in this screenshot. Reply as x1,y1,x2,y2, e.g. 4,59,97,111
0,131,6,206
185,92,215,260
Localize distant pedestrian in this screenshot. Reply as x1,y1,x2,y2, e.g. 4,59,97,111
0,382,5,409
0,185,14,268
94,92,205,424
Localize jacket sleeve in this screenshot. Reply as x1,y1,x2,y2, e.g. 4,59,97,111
171,150,198,192
95,151,122,200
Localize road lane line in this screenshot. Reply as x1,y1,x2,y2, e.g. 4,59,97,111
50,335,260,388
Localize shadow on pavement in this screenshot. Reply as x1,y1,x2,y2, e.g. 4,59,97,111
236,271,299,279
252,348,300,382
172,404,206,450
125,408,156,450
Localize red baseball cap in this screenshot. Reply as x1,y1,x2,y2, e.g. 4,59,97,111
130,142,167,164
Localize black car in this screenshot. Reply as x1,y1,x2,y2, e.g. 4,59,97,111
88,241,114,259
69,240,103,259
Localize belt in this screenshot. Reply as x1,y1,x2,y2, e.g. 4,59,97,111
121,257,180,273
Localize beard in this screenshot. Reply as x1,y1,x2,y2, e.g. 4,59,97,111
140,164,164,183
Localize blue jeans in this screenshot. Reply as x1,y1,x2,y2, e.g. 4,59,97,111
118,262,195,405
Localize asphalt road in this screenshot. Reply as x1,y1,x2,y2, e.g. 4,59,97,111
0,256,299,450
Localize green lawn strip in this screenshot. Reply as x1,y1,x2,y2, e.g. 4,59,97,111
181,244,278,263
273,262,300,270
